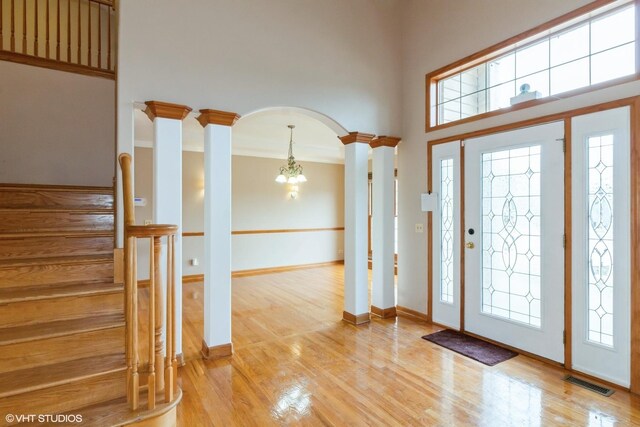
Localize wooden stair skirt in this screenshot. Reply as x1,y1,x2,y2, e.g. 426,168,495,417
0,184,177,426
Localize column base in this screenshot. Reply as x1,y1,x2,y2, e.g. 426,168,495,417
370,305,397,319
342,311,371,325
201,340,233,360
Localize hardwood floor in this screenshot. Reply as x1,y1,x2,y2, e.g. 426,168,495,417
177,265,640,426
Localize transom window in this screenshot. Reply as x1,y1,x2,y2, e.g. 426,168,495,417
427,0,638,129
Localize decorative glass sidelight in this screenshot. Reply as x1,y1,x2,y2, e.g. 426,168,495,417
586,135,615,347
481,146,542,327
440,158,454,303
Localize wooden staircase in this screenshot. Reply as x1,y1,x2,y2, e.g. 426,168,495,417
0,184,126,423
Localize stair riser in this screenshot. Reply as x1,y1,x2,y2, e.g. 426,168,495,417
0,261,113,288
0,292,123,328
0,212,113,233
0,327,124,373
0,236,113,260
0,189,113,210
0,370,125,424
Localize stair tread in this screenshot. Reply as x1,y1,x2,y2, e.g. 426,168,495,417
0,230,114,239
0,207,113,213
0,353,125,398
0,253,113,268
0,280,122,304
0,313,124,345
0,184,113,193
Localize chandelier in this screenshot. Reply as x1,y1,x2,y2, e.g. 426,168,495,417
275,125,307,184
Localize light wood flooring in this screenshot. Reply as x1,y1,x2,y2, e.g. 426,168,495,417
177,265,640,426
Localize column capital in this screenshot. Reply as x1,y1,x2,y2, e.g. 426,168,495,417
144,101,192,121
370,136,401,149
338,131,375,145
197,109,241,127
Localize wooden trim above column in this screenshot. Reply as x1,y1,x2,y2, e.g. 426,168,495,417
339,131,375,145
196,109,241,127
144,101,193,121
370,136,401,149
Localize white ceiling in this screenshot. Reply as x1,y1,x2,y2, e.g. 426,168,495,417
134,107,353,164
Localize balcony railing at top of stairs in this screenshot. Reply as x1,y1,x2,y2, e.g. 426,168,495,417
0,0,116,78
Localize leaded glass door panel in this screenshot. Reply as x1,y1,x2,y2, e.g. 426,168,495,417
432,141,461,329
464,122,565,363
571,107,630,387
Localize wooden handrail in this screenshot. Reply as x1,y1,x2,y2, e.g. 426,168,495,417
0,0,116,78
119,154,179,411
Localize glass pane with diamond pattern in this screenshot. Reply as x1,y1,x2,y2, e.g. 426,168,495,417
440,158,454,303
587,135,615,347
481,146,541,327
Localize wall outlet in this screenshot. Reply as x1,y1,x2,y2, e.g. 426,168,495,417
190,258,199,266
144,219,152,225
415,223,424,233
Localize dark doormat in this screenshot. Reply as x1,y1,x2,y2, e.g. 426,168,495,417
422,329,518,366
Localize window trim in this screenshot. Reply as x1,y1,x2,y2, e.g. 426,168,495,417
425,0,640,132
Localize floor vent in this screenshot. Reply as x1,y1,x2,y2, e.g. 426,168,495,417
564,375,614,397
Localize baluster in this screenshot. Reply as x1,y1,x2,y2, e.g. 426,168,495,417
87,0,90,66
34,0,38,55
164,234,175,403
56,0,59,59
130,236,139,411
22,0,26,53
153,236,165,394
97,4,101,68
1,0,4,51
106,4,110,69
148,236,156,410
66,0,69,61
76,0,80,64
45,0,49,58
11,0,15,51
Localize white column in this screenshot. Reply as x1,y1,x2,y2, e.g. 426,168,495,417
340,132,374,325
370,137,400,317
197,109,239,358
145,101,192,360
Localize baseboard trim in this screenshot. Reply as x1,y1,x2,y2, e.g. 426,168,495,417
201,340,233,360
396,305,429,322
176,353,186,367
342,311,370,325
370,305,397,319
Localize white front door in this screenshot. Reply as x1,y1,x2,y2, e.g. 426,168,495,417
571,107,631,387
464,122,565,362
431,141,461,329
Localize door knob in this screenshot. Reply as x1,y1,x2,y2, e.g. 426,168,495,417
465,242,475,249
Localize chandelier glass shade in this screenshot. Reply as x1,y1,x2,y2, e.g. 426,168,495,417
275,125,307,184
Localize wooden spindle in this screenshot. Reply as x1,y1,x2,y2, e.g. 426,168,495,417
76,0,80,64
106,5,110,70
22,0,26,53
97,4,101,68
66,0,69,61
164,234,175,403
34,0,38,55
153,235,164,394
87,0,90,66
56,0,60,59
45,0,49,58
1,0,4,51
131,236,139,411
11,0,15,51
148,236,156,410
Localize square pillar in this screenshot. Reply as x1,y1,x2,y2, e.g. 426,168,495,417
145,101,192,361
370,136,401,318
197,109,240,359
340,132,375,325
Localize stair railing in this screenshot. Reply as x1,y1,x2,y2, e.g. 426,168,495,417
119,153,178,411
0,0,116,78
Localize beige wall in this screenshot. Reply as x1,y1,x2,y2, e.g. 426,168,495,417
134,148,344,279
0,61,115,186
397,0,640,313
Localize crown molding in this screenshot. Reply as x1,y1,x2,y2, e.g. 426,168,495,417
196,109,241,127
338,131,375,145
370,136,401,149
144,101,192,121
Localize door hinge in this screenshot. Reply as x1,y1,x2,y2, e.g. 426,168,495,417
563,233,566,249
563,330,566,344
556,137,566,153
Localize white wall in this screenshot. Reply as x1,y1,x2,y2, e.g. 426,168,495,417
0,61,115,186
397,0,640,314
134,148,344,279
